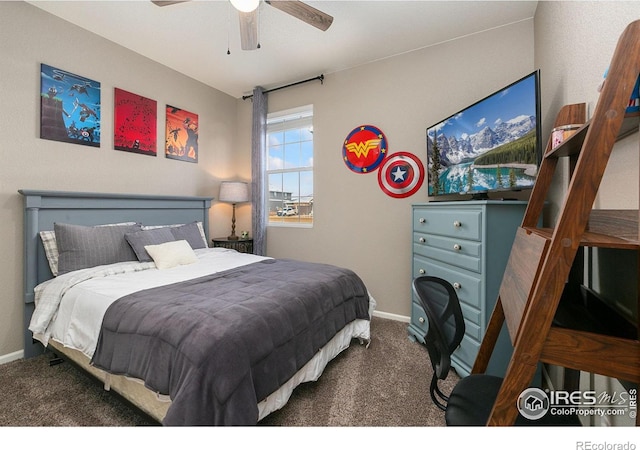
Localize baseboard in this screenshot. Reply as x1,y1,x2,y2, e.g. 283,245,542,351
372,310,410,323
0,350,24,365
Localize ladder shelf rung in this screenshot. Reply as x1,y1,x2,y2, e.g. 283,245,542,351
544,113,639,160
524,226,639,249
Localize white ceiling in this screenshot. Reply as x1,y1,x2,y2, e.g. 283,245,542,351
28,0,538,98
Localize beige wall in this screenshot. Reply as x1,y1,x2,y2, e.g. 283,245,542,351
535,1,640,219
0,2,239,358
237,19,536,319
535,1,639,316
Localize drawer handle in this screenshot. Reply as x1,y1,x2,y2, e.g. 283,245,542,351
419,269,426,275
453,244,461,251
453,220,462,228
419,317,425,324
419,217,426,224
453,282,461,290
419,237,426,243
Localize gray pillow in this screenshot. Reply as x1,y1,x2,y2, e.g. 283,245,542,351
125,227,176,262
55,222,142,275
170,222,206,249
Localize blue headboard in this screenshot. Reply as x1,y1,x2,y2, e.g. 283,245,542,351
19,190,213,358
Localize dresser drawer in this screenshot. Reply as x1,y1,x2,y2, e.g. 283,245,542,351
413,232,482,273
451,334,481,376
410,297,478,347
462,308,482,341
410,301,429,336
413,256,482,310
413,208,482,241
413,281,482,333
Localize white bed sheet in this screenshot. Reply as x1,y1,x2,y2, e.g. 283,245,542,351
30,247,375,422
44,248,269,357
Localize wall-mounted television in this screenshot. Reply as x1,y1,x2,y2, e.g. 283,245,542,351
426,70,541,199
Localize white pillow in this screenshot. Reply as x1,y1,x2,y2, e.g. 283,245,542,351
144,240,198,270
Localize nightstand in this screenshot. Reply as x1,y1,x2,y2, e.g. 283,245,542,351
211,237,254,254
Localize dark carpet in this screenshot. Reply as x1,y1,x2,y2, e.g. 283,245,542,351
0,317,457,427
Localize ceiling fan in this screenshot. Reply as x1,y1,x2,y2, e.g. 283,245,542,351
152,1,334,50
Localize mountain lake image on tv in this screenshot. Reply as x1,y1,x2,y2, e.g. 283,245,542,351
427,71,541,198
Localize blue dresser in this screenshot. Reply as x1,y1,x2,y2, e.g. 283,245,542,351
408,200,528,377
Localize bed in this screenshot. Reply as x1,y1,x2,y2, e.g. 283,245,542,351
20,190,374,426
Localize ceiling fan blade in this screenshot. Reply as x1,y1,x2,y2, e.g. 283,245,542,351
151,1,190,6
239,10,259,50
266,1,333,31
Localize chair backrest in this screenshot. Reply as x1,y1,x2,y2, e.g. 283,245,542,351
412,276,466,380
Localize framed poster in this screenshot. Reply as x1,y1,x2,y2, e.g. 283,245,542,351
40,64,101,147
114,88,157,156
165,105,198,163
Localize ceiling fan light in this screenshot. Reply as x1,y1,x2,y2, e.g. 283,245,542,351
230,0,259,13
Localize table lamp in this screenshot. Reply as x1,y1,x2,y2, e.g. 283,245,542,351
219,181,249,240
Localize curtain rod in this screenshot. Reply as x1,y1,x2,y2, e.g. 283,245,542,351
242,74,324,100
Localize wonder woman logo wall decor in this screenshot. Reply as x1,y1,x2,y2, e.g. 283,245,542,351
342,125,388,173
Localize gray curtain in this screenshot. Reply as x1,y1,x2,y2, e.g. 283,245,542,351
251,86,267,255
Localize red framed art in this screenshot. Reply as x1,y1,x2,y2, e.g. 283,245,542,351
114,88,157,156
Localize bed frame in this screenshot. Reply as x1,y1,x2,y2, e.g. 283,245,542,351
20,189,213,359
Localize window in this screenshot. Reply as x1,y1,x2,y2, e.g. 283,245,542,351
266,105,313,226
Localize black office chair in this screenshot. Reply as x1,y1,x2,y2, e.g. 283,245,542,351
412,275,581,426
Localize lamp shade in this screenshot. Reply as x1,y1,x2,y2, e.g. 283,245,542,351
219,181,249,204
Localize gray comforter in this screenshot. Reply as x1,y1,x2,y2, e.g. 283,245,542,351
90,258,370,425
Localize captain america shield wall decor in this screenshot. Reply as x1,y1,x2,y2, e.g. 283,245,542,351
342,125,388,173
378,151,425,198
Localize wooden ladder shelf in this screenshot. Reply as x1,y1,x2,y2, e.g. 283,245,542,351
472,19,640,426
